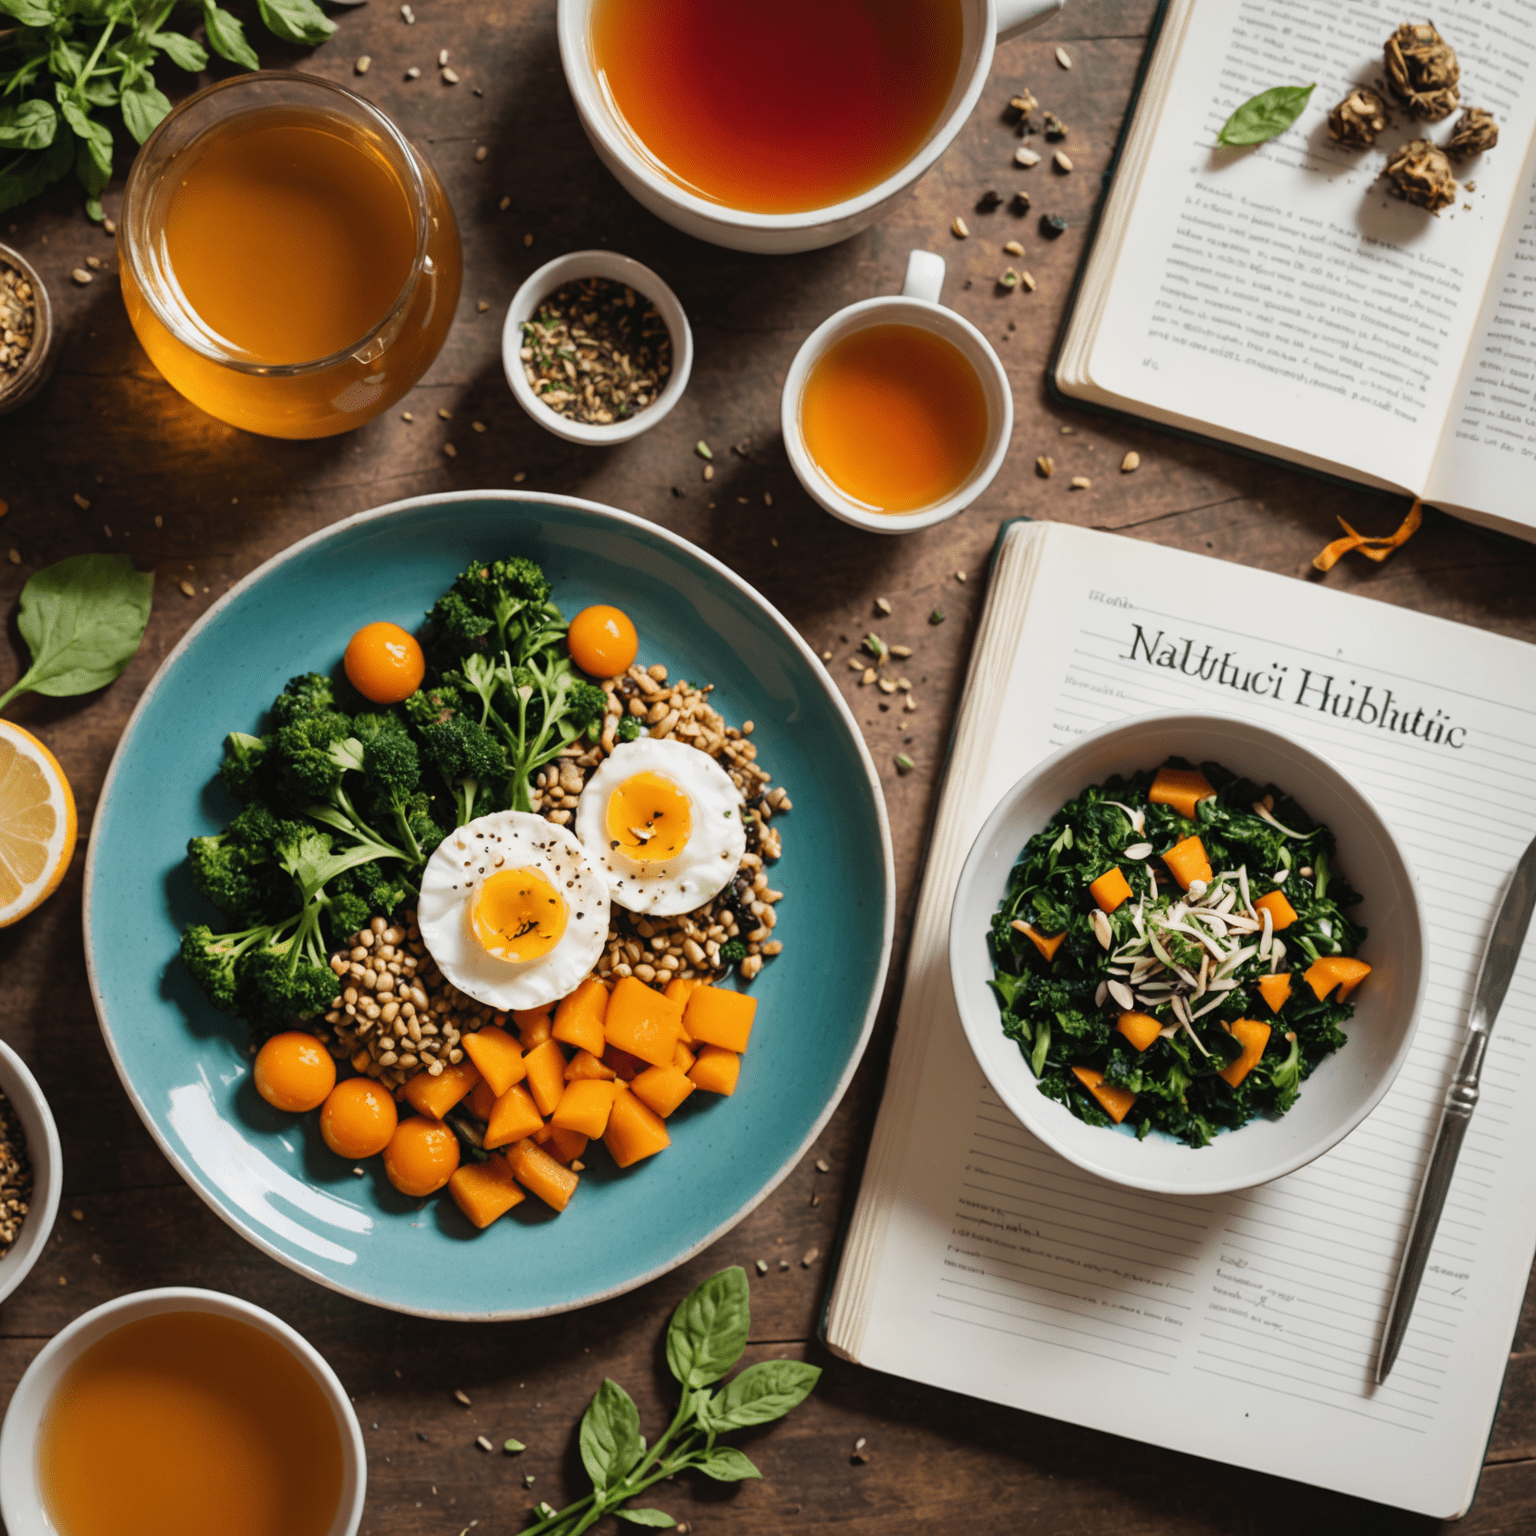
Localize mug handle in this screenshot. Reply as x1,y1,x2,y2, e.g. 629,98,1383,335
997,0,1064,44
902,250,946,305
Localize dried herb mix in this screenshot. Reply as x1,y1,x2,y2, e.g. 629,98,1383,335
1327,86,1388,150
0,262,37,380
1385,138,1457,213
1385,21,1460,122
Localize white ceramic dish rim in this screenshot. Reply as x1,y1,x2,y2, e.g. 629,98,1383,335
948,710,1429,1197
0,1040,61,1308
502,250,695,446
80,489,897,1319
779,295,1014,534
0,1286,366,1536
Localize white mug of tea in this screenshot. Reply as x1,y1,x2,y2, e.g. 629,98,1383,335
781,250,1013,534
557,0,1065,254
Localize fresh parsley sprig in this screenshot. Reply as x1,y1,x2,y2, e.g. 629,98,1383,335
0,0,337,220
520,1266,821,1535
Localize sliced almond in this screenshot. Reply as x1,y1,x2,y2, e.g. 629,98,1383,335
1090,909,1113,949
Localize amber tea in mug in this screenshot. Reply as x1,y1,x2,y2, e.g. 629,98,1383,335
800,323,990,514
590,0,965,214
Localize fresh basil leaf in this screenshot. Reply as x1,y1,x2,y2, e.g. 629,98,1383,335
665,1266,750,1389
701,1360,821,1432
695,1447,762,1482
0,100,58,151
78,74,121,109
577,1378,642,1493
613,1510,677,1528
1217,83,1316,147
255,0,335,45
202,1,260,69
121,74,172,143
49,35,86,80
150,28,209,71
0,0,56,26
0,130,73,216
0,555,154,712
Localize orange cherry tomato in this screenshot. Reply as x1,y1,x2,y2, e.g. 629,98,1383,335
383,1115,460,1197
567,605,638,679
253,1032,337,1113
319,1077,399,1160
344,622,426,704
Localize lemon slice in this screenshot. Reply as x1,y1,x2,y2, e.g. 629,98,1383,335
0,720,77,927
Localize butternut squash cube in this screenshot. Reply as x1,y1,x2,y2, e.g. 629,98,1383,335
604,976,683,1068
1218,1017,1272,1089
460,1025,526,1097
402,1060,481,1121
505,1137,579,1211
565,1048,617,1082
553,977,609,1057
688,1044,741,1097
1304,955,1372,1002
1116,1010,1162,1052
1089,867,1133,914
1070,1065,1136,1123
631,1064,697,1119
603,1044,644,1081
550,1079,618,1138
484,1082,544,1150
603,1085,671,1168
522,1038,568,1118
543,1126,588,1164
1253,890,1298,931
448,1155,525,1229
465,1077,498,1123
1257,973,1293,1015
1161,834,1213,891
683,985,757,1054
1019,923,1066,962
665,976,702,1040
1149,766,1216,820
514,1006,554,1049
673,1040,696,1072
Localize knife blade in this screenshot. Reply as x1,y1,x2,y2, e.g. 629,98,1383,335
1376,829,1536,1384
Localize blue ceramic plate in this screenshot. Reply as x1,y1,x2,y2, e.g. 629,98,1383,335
84,492,893,1318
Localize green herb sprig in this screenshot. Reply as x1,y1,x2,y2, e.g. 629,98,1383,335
0,552,153,712
519,1266,820,1535
1217,83,1316,147
0,0,337,219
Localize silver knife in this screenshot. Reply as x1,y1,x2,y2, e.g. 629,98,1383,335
1376,829,1536,1384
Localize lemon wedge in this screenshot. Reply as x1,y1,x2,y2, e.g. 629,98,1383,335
0,720,77,927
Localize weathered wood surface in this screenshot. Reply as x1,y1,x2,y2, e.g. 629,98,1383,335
1,1,1534,1531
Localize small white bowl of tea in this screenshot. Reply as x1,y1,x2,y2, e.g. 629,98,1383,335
0,1288,366,1536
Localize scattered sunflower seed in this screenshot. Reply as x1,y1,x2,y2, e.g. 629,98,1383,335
975,189,1003,213
443,442,457,458
402,411,414,421
1020,270,1037,291
951,216,970,239
6,550,17,565
894,755,914,775
816,1158,830,1172
929,608,945,624
474,145,489,162
875,597,891,614
454,1389,472,1406
354,55,371,73
1010,191,1032,215
1004,239,1025,256
860,667,878,686
999,268,1020,289
504,1439,526,1454
695,440,713,460
889,644,912,658
702,464,714,481
780,1259,790,1271
877,677,897,695
442,68,459,84
1070,475,1091,489
1008,90,1038,119
476,1436,494,1453
955,571,966,582
764,491,774,507
472,421,486,433
1036,455,1055,477
1014,146,1041,167
1044,113,1068,140
1055,45,1072,68
499,195,511,211
179,579,195,598
1121,451,1140,472
71,268,92,285
476,300,489,313
904,693,917,712
862,632,887,659
802,1246,821,1266
438,48,449,65
405,66,420,79
1040,213,1068,237
1053,151,1073,173
756,1259,768,1275
73,492,89,509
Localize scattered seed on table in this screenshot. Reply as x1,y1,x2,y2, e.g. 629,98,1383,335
476,1436,494,1452
810,1192,820,1207
523,232,533,246
1122,451,1141,472
512,470,526,482
400,2,413,17
499,195,511,211
951,215,970,238
1040,213,1068,237
1020,270,1038,291
816,1158,830,1172
695,440,713,460
875,597,891,615
352,1165,365,1176
504,1438,526,1453
1056,45,1072,68
454,1389,472,1406
956,571,967,582
929,608,945,624
476,300,489,313
103,217,116,235
86,256,102,271
860,667,877,686
442,68,459,84
877,677,896,695
702,464,714,481
1071,475,1091,489
1004,239,1025,256
443,442,457,458
1011,191,1032,216
472,421,486,433
1014,146,1041,167
179,579,195,597
73,492,89,508
904,694,918,712
1054,151,1074,173
764,491,774,507
1044,113,1069,140
1000,268,1020,289
895,755,915,775
1036,455,1055,477
405,66,420,79
802,1246,821,1266
474,145,489,162
401,411,413,422
71,268,92,285
153,514,161,527
438,48,449,65
890,644,912,658
70,1208,82,1221
355,55,371,73
6,550,18,565
779,1259,790,1271
975,190,1003,213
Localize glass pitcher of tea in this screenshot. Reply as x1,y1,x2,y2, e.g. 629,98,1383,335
119,72,460,439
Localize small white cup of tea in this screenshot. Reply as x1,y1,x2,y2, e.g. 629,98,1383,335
780,250,1013,534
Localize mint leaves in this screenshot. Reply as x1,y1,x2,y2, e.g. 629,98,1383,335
1217,83,1316,147
520,1266,819,1535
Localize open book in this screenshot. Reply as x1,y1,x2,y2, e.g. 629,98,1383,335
1055,0,1536,543
825,521,1536,1519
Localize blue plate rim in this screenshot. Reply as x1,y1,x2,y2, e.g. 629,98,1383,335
81,488,896,1319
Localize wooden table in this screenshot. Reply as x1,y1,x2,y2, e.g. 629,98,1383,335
2,2,1534,1531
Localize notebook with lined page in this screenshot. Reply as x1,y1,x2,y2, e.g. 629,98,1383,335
825,520,1536,1518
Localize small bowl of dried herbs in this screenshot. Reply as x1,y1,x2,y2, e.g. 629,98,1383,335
0,1039,61,1306
503,250,693,445
0,244,56,417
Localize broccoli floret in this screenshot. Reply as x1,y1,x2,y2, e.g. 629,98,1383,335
427,591,494,657
719,939,747,965
271,672,337,727
455,555,552,611
566,681,608,737
180,910,338,1032
403,684,464,732
220,731,275,803
617,715,642,743
426,557,561,670
418,714,509,826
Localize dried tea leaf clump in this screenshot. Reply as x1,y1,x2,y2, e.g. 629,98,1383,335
1384,138,1457,212
1446,106,1499,157
1327,86,1388,149
1384,21,1460,121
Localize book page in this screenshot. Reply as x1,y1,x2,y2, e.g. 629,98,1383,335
836,522,1536,1519
1083,0,1536,490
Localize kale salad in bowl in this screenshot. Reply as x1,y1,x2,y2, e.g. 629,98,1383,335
949,713,1425,1197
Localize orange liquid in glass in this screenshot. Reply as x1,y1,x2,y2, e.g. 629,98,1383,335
590,0,965,214
39,1311,345,1536
801,324,989,513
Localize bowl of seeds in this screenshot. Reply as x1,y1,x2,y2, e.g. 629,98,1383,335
0,1039,61,1305
503,249,693,445
0,243,56,417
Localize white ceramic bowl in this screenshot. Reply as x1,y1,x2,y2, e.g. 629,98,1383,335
0,1287,367,1536
556,0,1065,253
949,711,1427,1196
503,250,693,445
0,1040,61,1307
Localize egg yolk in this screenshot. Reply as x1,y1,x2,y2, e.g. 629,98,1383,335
319,1076,399,1160
344,621,426,704
383,1115,460,1197
567,605,639,678
470,866,568,962
253,1031,337,1113
606,771,692,862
